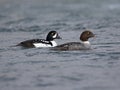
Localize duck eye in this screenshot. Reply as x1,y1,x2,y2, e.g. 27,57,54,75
87,32,90,35
51,33,55,35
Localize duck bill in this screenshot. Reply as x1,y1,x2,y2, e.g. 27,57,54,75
56,35,62,39
91,34,96,40
91,34,95,38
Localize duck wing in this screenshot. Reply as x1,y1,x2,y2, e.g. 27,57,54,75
53,42,84,51
17,39,51,48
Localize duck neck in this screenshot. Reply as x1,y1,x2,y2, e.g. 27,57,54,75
46,37,53,41
82,41,91,49
82,41,90,44
50,41,57,47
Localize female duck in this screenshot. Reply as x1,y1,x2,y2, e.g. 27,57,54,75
53,30,95,51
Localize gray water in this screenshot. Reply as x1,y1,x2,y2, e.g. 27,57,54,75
0,0,120,90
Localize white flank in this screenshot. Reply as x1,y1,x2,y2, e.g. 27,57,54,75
50,41,57,46
33,41,57,48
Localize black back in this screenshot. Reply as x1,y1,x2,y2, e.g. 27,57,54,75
17,39,52,48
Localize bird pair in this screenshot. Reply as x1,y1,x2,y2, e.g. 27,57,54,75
16,30,95,51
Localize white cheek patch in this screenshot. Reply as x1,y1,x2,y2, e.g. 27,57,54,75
53,33,57,38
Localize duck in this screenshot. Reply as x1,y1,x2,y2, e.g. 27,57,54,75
16,31,61,48
53,30,95,51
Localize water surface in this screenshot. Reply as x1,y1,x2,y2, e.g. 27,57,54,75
0,0,120,90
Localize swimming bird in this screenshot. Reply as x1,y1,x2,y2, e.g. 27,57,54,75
16,31,61,48
53,30,95,51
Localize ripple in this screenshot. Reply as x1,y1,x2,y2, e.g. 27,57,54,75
0,75,17,82
5,17,35,25
0,14,7,20
0,28,12,32
61,76,83,82
0,0,120,90
0,25,41,32
20,25,41,32
82,86,115,90
35,83,55,87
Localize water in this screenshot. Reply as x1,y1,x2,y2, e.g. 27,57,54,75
0,0,120,90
